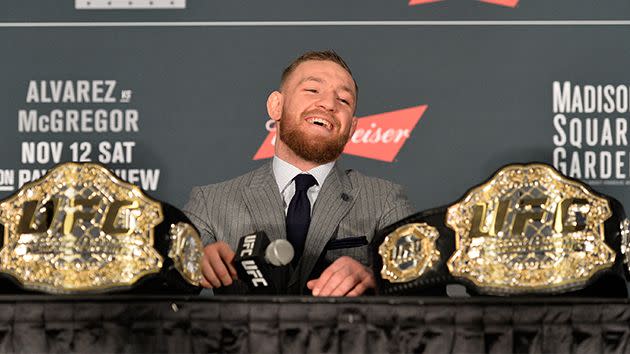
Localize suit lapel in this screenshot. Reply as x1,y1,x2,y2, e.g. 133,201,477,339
242,162,287,242
289,164,357,290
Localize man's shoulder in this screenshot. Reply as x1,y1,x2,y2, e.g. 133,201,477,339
338,166,415,232
193,164,267,194
342,168,403,190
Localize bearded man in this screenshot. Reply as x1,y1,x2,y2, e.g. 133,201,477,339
183,50,414,296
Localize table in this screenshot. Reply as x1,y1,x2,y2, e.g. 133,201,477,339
1,295,629,353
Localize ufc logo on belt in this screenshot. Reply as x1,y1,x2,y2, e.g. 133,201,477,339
17,197,139,236
469,197,590,237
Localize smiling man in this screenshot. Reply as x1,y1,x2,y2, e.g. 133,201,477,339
184,50,414,296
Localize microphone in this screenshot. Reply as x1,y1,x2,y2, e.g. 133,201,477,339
233,231,294,294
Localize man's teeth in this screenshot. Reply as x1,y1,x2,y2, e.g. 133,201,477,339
307,117,331,129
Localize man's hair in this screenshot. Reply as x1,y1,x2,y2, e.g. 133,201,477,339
280,50,359,98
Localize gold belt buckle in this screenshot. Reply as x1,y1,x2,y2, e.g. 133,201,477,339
446,163,615,294
168,222,203,286
378,223,441,283
0,162,164,294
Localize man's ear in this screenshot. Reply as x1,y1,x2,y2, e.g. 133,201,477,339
266,91,283,122
350,116,358,136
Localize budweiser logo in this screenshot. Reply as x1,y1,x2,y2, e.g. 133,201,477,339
253,105,427,162
409,0,519,7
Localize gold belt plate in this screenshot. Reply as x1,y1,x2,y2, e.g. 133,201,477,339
379,223,441,283
168,222,203,286
446,163,614,294
0,162,164,294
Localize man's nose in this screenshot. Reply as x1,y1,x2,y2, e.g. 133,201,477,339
316,93,336,112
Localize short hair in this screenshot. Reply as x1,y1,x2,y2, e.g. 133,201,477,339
280,50,359,99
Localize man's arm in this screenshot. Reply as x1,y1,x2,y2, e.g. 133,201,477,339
378,182,415,230
307,181,415,297
183,186,238,289
183,186,217,245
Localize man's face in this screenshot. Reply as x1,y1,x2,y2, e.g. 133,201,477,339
272,60,357,164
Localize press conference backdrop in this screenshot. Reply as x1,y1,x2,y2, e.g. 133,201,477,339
2,0,630,214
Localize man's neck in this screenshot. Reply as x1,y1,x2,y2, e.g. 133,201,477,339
274,142,323,172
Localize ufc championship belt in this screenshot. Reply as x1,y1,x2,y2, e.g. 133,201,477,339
0,162,203,294
372,163,629,297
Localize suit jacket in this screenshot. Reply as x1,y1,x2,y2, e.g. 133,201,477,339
183,161,414,294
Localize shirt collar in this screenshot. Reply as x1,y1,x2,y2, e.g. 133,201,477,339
272,156,335,192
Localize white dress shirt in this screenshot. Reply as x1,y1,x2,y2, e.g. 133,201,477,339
272,156,335,216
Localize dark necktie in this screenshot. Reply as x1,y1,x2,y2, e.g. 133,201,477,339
286,174,317,265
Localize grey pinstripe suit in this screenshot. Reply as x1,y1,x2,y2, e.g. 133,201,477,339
183,161,414,294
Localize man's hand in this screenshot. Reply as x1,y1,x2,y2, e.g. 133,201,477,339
306,256,375,297
200,241,239,288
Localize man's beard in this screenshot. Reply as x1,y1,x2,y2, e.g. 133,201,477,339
278,113,350,164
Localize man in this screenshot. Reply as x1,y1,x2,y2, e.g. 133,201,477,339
184,50,414,296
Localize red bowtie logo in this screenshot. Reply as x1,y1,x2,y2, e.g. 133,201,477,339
253,105,427,162
409,0,519,7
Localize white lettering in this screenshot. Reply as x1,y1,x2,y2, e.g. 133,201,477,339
553,81,571,113
113,169,160,191
584,151,597,179
0,170,15,186
553,147,566,174
616,151,626,179
600,151,612,178
241,260,268,287
21,142,63,164
569,118,582,148
18,169,47,188
98,141,135,163
16,109,139,133
553,114,567,146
